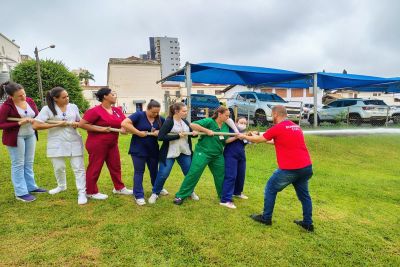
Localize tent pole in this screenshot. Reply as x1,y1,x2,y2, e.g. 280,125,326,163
185,62,192,123
313,73,318,128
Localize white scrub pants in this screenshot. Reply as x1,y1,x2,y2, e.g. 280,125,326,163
50,156,86,194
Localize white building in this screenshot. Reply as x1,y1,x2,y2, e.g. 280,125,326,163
0,33,21,81
107,56,164,113
149,37,180,78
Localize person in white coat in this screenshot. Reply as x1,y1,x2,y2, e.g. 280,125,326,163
33,87,87,205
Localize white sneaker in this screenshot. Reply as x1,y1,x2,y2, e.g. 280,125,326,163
148,193,158,204
49,186,66,195
220,202,237,209
87,193,108,200
234,194,249,199
160,188,169,196
78,193,88,205
112,187,133,195
190,192,200,201
135,198,146,206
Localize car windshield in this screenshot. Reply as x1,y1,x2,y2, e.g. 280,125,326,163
363,100,387,106
192,95,219,103
256,93,286,102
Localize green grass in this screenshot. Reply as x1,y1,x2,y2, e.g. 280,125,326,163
0,131,399,266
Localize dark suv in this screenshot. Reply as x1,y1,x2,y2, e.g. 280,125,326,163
184,94,221,121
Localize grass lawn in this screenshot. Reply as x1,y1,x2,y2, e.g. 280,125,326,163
0,131,399,266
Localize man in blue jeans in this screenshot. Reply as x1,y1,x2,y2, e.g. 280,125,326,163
239,105,314,232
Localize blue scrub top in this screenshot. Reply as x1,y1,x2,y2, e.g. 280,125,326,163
128,111,165,157
224,128,246,159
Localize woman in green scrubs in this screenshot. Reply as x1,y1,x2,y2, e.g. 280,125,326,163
174,106,232,205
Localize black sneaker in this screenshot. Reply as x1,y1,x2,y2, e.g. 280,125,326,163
250,214,272,225
173,197,184,205
294,220,314,232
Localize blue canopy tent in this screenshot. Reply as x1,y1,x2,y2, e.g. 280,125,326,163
158,62,400,125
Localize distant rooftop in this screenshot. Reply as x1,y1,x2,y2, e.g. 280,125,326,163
108,56,160,65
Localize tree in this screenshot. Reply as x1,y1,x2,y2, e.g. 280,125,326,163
78,69,95,86
11,59,89,112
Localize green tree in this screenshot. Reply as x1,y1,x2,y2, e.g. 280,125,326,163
11,59,89,112
77,69,95,86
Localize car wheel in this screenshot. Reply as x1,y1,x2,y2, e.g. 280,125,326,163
254,110,268,126
393,114,400,124
308,114,320,126
348,114,362,126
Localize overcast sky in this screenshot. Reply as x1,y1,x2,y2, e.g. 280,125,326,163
2,0,399,85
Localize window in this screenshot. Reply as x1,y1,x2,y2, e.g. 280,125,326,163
171,52,174,54
165,91,170,96
197,90,204,94
363,100,387,106
176,91,181,97
245,94,256,100
343,100,357,107
237,94,246,101
91,91,97,99
291,89,304,97
215,90,223,95
328,101,341,107
275,89,287,98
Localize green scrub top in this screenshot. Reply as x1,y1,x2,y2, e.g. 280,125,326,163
193,118,230,156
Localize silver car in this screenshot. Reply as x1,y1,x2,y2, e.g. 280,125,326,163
308,98,390,126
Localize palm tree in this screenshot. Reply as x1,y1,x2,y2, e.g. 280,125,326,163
78,70,95,86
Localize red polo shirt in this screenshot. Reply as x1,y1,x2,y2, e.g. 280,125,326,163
263,120,311,170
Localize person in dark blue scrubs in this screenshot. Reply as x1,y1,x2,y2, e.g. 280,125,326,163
121,100,165,206
220,117,249,209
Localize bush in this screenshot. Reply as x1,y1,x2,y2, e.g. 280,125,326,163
11,59,89,112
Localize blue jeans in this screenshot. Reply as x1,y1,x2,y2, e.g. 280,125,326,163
263,165,313,225
6,134,38,196
221,154,246,203
131,155,158,199
152,154,191,194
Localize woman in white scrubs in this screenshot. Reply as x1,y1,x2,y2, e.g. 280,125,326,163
33,87,87,205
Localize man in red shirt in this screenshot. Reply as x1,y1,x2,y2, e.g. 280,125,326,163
239,105,314,232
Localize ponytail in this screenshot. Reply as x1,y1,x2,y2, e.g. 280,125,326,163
46,87,66,116
0,81,23,99
212,106,228,119
168,102,186,118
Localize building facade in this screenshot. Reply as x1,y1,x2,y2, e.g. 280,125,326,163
1,33,21,102
149,37,180,78
107,56,163,114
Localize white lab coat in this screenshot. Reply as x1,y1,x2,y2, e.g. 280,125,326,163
36,104,86,193
36,104,84,157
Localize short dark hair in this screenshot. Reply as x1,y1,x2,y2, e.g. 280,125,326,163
94,88,112,102
0,81,23,99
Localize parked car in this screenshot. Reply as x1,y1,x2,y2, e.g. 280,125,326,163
302,103,315,119
183,94,221,121
308,98,390,126
390,106,400,124
227,91,301,126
